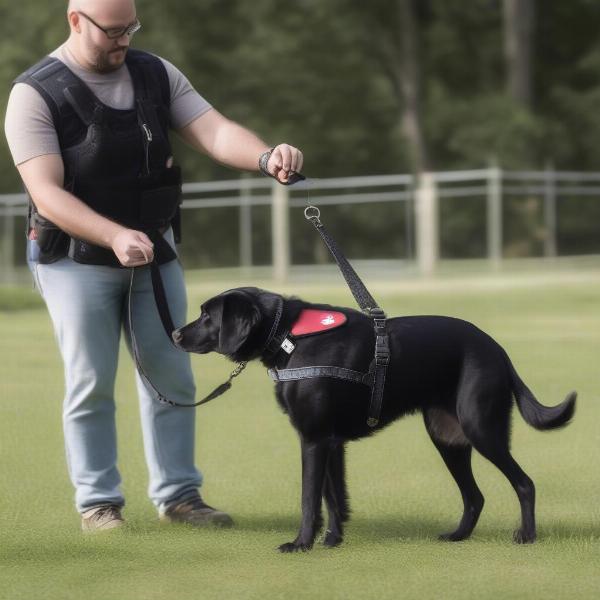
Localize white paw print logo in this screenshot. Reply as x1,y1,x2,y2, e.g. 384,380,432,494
321,315,336,326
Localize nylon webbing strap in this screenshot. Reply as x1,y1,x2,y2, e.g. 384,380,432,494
149,260,176,339
307,217,378,312
268,365,373,386
368,316,390,427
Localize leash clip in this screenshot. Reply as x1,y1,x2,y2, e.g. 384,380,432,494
228,361,248,381
304,205,322,227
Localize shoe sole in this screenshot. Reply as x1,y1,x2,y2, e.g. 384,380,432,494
159,515,234,528
81,519,125,533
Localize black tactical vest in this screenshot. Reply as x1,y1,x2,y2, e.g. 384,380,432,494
15,49,182,266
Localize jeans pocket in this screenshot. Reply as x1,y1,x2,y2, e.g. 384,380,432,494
33,263,44,297
26,240,43,295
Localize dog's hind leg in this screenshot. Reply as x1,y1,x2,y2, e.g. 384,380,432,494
468,432,536,544
457,360,537,543
322,441,350,548
424,412,484,541
278,437,330,553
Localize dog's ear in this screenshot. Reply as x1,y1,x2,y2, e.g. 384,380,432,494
216,291,262,355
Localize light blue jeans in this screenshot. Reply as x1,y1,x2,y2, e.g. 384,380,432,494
29,229,202,513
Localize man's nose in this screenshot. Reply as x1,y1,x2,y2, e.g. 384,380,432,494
116,33,131,46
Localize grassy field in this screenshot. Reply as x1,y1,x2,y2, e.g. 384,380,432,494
1,265,599,600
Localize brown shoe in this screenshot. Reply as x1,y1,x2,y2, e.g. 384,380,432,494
81,504,124,532
161,495,233,528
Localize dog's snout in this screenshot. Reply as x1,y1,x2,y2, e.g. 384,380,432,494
172,329,183,344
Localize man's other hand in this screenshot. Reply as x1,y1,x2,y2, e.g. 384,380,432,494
111,230,154,267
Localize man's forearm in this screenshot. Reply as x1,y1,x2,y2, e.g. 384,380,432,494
177,109,303,184
177,110,269,171
207,119,270,171
34,185,126,248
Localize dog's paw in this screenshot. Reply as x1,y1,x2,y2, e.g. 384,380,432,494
438,531,469,542
323,530,343,548
513,528,536,544
277,541,312,553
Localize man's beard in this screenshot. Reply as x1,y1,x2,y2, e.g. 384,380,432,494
91,45,127,73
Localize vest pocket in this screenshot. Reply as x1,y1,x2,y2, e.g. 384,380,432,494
33,213,70,262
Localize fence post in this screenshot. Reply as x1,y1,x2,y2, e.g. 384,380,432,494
486,164,503,268
239,177,253,273
405,178,415,260
271,181,290,282
543,166,557,258
415,172,438,275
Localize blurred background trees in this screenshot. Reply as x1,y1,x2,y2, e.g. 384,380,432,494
2,0,600,264
3,0,600,188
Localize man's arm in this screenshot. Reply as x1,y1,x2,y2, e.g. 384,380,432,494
18,154,154,266
176,109,303,184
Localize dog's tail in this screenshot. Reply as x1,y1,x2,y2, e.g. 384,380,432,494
505,352,576,430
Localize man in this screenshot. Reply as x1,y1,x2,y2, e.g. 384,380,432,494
4,0,303,532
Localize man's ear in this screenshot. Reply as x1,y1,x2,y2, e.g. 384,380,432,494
217,291,261,355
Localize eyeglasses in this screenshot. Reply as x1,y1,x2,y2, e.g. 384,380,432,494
78,12,141,39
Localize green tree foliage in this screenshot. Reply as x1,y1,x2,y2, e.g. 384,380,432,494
2,1,600,262
4,0,600,190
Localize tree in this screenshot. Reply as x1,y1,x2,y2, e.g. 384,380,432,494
503,0,535,110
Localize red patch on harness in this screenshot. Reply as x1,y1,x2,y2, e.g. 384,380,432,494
290,309,347,337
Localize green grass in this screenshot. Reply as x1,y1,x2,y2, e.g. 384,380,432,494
0,284,44,311
1,268,599,600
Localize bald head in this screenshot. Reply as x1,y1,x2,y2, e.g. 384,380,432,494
66,0,138,73
68,0,136,16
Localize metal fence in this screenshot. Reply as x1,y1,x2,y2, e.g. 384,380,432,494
2,167,600,283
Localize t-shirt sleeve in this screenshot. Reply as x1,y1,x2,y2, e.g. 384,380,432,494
158,57,213,130
4,83,61,166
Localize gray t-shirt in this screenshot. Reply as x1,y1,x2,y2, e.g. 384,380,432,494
4,44,212,166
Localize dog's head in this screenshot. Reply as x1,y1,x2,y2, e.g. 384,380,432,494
173,287,278,359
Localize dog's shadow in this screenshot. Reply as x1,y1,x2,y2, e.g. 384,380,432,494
239,513,600,544
238,513,459,543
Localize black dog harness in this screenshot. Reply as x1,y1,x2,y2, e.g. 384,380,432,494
265,206,390,427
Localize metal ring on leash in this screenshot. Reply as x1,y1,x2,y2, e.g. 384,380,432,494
304,205,321,225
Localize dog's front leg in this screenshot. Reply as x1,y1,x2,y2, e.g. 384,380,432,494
323,441,349,548
278,437,329,553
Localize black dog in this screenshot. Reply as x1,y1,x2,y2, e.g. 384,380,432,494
172,287,576,552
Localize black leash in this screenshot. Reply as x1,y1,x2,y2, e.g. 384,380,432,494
303,205,390,428
127,264,247,408
304,206,379,311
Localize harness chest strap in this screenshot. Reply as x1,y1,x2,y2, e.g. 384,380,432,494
268,365,374,386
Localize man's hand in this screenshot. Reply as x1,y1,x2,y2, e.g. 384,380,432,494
111,230,154,267
266,144,304,184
